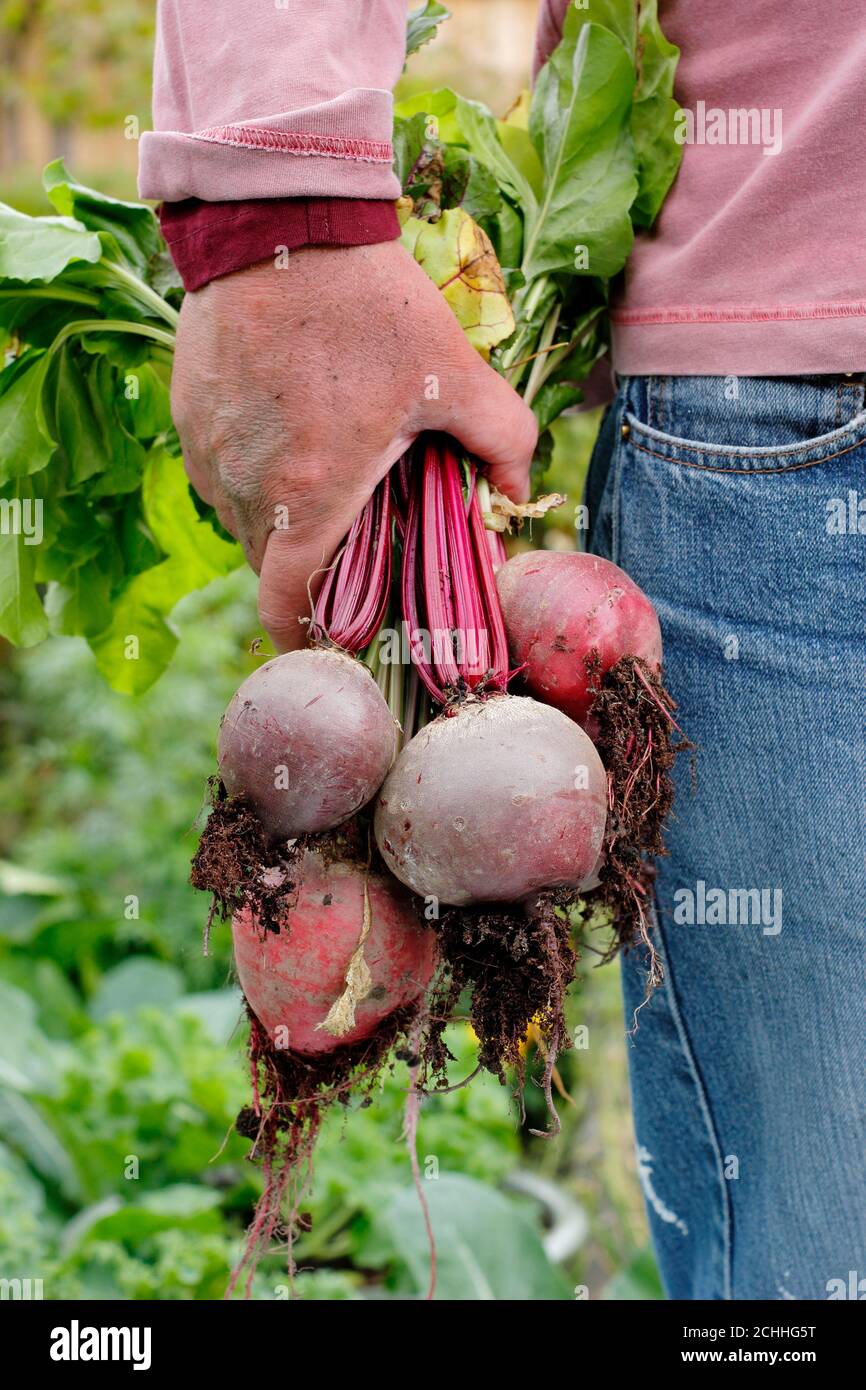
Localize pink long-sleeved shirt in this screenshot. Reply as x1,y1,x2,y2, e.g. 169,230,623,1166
141,1,866,376
139,1,405,202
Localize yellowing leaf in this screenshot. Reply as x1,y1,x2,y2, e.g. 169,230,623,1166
395,196,415,228
484,486,566,532
400,207,514,355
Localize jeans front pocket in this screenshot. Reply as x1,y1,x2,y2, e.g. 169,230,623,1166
622,372,866,476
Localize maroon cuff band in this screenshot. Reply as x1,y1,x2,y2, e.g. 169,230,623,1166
160,197,401,292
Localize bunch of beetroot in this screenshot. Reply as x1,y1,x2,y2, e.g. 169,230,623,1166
191,430,688,1293
183,0,693,1294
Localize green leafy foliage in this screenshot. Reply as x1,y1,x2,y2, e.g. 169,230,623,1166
399,1,682,487
631,0,683,227
379,1176,573,1299
0,206,101,282
525,17,637,281
456,94,540,215
0,162,241,689
42,159,166,280
0,349,55,479
569,0,638,59
603,1246,666,1300
405,1,451,61
87,450,240,693
392,110,430,188
0,476,49,645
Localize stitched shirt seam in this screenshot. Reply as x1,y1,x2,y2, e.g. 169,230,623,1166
188,126,393,164
613,303,866,326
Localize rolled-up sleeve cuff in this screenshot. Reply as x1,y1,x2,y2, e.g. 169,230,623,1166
138,92,401,203
160,197,401,291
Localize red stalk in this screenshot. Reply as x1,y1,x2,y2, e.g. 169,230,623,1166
400,436,510,702
401,460,444,701
467,484,509,691
441,448,489,684
422,443,460,689
313,478,392,653
314,436,511,703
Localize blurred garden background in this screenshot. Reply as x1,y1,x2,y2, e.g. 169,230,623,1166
0,0,659,1299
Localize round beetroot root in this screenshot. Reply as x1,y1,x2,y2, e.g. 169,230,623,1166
496,550,662,726
374,694,607,907
217,649,397,840
232,848,437,1055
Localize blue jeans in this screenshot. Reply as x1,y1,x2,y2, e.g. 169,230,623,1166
586,374,866,1301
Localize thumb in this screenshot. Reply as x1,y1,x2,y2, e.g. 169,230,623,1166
429,346,538,503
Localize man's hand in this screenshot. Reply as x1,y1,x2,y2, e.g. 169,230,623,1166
171,241,538,651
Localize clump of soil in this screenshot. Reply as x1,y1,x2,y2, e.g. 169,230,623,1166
585,653,694,990
420,892,577,1136
190,778,297,943
190,780,368,944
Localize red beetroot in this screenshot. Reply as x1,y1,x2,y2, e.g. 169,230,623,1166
232,848,437,1055
374,694,607,907
496,551,662,726
218,649,397,840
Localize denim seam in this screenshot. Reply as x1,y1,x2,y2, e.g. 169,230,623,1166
651,898,734,1301
626,407,866,459
627,434,865,476
837,379,864,428
609,397,627,566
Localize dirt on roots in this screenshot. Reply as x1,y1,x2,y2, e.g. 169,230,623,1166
228,1000,419,1298
584,653,694,992
190,779,370,939
190,788,422,1294
420,892,578,1137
